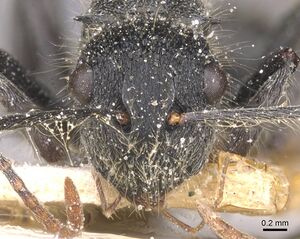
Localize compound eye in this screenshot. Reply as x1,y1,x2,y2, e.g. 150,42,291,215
69,64,94,104
204,62,227,104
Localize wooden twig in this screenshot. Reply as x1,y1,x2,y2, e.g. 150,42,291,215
0,152,289,215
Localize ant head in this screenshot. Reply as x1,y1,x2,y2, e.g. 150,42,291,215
69,12,227,206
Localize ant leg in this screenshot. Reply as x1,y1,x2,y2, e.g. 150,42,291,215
162,162,251,239
0,51,72,165
92,170,121,218
214,155,231,208
162,210,205,234
162,203,255,238
196,202,255,239
64,177,85,235
0,154,84,238
0,50,52,108
221,48,300,156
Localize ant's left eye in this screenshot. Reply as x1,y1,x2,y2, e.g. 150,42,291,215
69,64,94,104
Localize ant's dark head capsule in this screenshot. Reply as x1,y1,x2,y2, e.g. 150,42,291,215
73,0,226,207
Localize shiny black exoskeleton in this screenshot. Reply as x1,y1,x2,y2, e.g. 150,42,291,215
70,0,227,207
0,0,299,211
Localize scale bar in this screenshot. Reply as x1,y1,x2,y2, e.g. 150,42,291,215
263,228,287,231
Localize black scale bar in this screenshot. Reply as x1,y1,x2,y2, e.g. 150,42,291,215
263,228,287,231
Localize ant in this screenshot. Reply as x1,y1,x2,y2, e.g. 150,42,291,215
0,0,299,238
